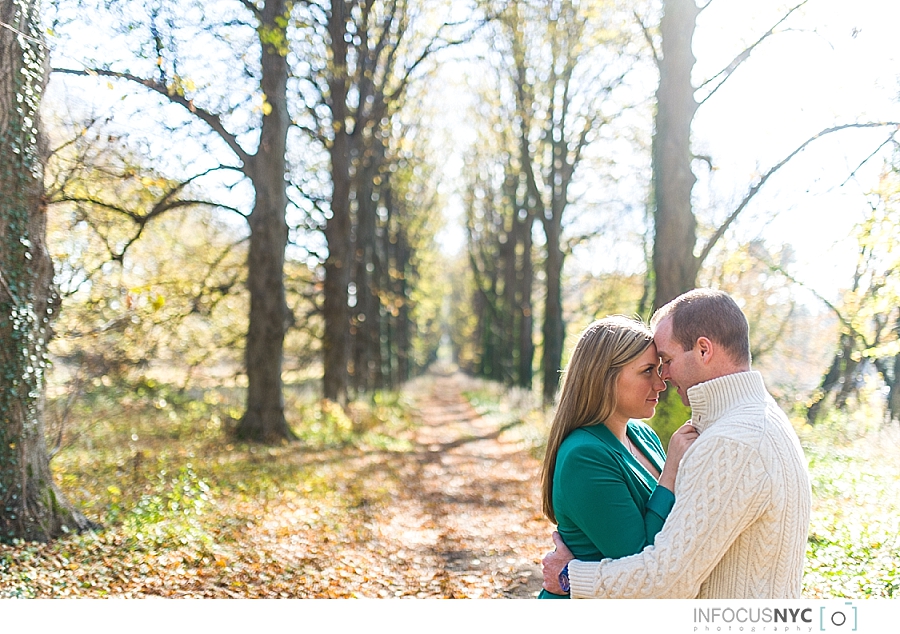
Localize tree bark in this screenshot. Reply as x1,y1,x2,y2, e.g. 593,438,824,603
235,0,296,442
351,143,386,394
322,1,353,405
652,0,700,309
541,212,565,403
515,208,534,389
1,0,93,540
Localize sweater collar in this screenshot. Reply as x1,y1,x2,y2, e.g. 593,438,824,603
686,371,767,433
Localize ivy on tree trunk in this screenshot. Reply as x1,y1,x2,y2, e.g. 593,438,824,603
0,0,92,541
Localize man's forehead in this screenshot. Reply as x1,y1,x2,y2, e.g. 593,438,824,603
652,318,675,356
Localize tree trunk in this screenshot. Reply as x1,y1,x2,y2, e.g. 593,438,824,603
322,1,352,404
806,333,853,425
0,0,93,541
500,205,518,383
652,0,700,309
351,142,386,394
235,0,296,443
516,212,534,389
541,213,565,403
888,354,900,423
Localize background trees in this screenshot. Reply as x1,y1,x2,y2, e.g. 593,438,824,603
804,162,900,424
295,0,456,403
48,0,451,435
461,0,647,400
18,0,900,449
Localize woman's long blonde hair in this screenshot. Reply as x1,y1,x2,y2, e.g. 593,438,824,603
540,316,654,523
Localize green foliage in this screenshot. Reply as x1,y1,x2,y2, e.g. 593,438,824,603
800,423,900,598
646,389,692,449
45,140,252,385
293,393,415,451
116,465,214,552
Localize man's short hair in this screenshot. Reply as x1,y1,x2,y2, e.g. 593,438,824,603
651,289,751,365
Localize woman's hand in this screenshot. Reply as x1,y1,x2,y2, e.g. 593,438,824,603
657,422,699,492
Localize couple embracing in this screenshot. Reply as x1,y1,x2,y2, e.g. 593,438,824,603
539,289,811,599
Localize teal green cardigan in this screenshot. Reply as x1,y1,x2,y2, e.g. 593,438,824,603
539,420,675,599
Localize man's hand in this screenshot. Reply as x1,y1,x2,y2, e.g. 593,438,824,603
542,531,575,595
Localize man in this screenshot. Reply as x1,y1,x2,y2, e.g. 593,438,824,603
542,289,811,598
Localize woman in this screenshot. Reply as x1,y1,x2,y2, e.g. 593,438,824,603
538,316,698,598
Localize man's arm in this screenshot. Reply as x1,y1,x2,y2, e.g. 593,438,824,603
568,435,770,598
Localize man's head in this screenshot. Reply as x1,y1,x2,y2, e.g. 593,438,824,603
650,289,751,405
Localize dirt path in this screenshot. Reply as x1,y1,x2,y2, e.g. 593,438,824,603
372,371,548,598
251,370,551,598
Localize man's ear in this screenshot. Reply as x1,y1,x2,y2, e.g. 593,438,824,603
695,336,713,364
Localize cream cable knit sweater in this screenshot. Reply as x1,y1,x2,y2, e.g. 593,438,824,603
568,371,811,599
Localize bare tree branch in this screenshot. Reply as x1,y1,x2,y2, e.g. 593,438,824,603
697,121,900,269
236,0,262,20
633,9,659,69
696,0,811,106
762,256,870,347
52,67,253,166
841,133,897,187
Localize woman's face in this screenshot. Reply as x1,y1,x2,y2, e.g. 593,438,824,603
612,343,666,423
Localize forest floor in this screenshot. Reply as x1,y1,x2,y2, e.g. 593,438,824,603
0,369,550,598
2,367,898,598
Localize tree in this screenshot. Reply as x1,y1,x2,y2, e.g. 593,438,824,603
53,0,297,442
799,162,900,423
295,0,460,403
462,131,533,385
649,0,699,308
648,0,818,308
1,0,92,541
476,0,642,401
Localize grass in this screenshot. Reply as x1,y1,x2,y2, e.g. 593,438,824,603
0,377,419,598
799,423,900,598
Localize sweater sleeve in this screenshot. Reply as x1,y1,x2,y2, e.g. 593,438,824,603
558,442,674,559
567,435,770,598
